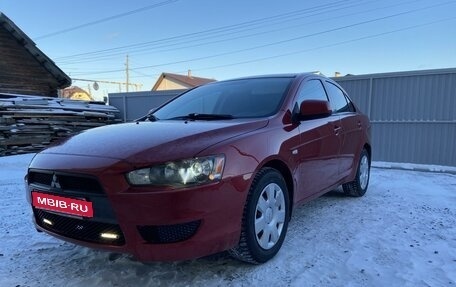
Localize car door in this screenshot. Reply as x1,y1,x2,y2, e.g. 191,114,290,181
324,81,363,179
294,79,342,203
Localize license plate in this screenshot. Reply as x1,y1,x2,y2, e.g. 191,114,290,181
32,191,94,218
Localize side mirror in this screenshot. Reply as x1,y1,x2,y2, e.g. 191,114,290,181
299,100,332,120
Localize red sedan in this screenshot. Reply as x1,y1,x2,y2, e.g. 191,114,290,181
26,73,371,264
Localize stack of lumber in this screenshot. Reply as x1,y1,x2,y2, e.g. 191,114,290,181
0,93,121,156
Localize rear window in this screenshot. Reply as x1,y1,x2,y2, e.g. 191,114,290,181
154,77,293,119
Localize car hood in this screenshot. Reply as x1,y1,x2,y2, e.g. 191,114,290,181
42,119,268,165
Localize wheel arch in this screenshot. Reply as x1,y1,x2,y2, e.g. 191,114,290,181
363,143,372,165
262,159,294,218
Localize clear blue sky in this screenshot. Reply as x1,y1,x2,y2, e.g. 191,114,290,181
2,0,456,100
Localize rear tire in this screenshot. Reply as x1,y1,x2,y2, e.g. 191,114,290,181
343,149,370,197
229,167,290,264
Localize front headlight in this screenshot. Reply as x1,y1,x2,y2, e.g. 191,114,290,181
126,155,225,187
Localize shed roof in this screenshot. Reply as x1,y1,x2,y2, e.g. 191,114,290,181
0,13,71,89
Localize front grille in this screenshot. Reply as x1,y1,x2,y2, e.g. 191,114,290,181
138,220,201,244
29,172,53,186
28,171,104,194
34,209,125,246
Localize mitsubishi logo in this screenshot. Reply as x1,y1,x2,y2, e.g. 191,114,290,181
51,174,61,189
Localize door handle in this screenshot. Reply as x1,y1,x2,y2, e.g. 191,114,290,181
334,126,342,135
357,121,362,128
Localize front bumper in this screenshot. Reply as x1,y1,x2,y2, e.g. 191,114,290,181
26,153,249,261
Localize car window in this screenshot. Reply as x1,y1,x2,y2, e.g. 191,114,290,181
296,79,328,107
160,90,220,118
324,81,351,113
154,77,293,119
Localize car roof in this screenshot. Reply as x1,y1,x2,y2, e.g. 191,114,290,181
217,72,326,82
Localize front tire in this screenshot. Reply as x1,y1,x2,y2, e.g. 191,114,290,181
229,167,290,264
343,148,370,197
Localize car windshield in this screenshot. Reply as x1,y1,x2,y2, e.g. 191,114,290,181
153,77,293,120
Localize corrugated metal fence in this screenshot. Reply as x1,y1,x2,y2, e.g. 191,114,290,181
334,68,456,166
108,90,184,122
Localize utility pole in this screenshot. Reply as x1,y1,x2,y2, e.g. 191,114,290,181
126,55,130,92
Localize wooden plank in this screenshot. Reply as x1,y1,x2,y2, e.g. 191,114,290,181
0,94,121,156
1,136,51,145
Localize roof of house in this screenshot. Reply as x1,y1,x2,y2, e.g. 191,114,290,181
152,72,216,90
61,86,93,99
0,13,71,88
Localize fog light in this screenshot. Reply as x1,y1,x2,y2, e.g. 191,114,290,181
100,232,119,240
43,218,53,226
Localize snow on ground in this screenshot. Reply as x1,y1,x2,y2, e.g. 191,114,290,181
0,154,455,287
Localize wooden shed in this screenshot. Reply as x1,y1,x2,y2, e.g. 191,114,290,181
0,13,71,97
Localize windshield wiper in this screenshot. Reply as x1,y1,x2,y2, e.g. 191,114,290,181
169,113,234,121
135,113,159,122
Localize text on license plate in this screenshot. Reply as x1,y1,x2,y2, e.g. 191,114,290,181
32,191,94,218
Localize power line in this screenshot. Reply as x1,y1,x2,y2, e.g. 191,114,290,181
54,0,361,61
101,16,456,80
190,17,456,73
57,0,425,65
69,1,454,76
34,0,180,40
131,69,156,78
